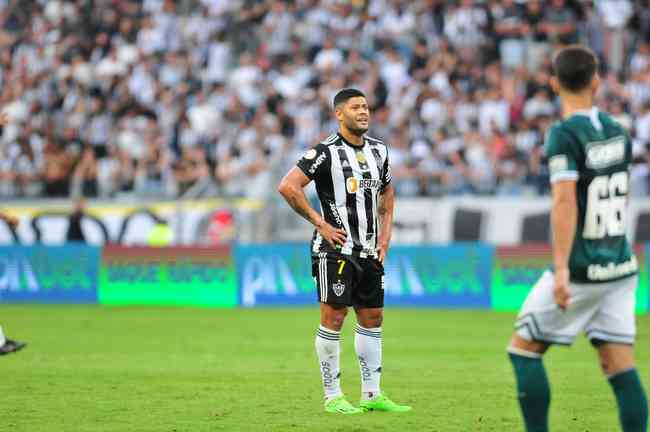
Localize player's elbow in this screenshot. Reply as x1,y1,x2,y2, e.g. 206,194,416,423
277,178,294,198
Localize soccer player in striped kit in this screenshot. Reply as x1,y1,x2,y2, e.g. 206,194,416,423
278,88,411,414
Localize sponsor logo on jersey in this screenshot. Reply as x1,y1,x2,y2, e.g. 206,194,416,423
346,177,358,193
333,280,345,296
346,177,381,193
586,136,625,169
304,149,317,160
308,152,327,174
359,179,381,189
328,202,343,227
587,256,638,281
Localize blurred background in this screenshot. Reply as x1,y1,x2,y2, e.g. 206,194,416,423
0,0,650,308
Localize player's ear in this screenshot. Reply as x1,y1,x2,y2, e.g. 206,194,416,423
334,104,344,122
591,74,600,95
550,76,560,95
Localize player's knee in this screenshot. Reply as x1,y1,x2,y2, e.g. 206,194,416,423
368,311,383,328
597,347,635,376
358,310,383,328
325,307,348,329
599,357,610,374
509,333,548,355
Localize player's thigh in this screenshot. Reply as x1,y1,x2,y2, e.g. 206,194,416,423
312,253,356,307
586,275,637,347
515,270,601,346
352,257,384,309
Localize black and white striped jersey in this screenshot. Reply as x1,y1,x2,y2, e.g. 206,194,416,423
296,132,392,258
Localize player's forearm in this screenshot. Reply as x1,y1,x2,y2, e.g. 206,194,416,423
377,186,394,246
278,183,324,228
551,198,577,271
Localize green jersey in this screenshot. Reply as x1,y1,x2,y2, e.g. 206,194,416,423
545,107,637,283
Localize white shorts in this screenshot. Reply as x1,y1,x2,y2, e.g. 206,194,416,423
515,270,638,346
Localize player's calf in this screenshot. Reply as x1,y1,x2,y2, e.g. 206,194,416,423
508,334,550,432
597,343,648,432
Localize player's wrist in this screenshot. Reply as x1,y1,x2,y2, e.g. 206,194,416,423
554,266,570,277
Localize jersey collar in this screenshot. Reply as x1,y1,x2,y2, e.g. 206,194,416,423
337,132,366,148
567,107,602,131
569,106,597,117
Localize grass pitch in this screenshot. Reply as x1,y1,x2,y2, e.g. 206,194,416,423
2,306,649,431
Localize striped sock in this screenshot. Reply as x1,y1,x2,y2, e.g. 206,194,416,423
315,325,342,401
355,324,382,400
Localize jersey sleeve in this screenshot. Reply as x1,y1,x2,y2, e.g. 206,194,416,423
544,125,579,183
381,151,392,190
296,143,330,181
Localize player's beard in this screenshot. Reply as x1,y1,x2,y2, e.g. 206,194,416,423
346,118,369,136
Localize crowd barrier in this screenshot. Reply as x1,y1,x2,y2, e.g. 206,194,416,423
0,244,648,312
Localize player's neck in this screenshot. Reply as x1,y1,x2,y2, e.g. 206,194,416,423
560,92,594,120
338,128,364,147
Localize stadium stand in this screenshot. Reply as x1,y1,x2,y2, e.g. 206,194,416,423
0,0,648,201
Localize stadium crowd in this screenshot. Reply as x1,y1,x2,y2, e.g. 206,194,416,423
0,0,649,199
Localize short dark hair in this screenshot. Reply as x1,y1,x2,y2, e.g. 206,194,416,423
333,88,366,109
552,45,598,92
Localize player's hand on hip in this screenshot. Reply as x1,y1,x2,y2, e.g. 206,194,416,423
553,267,571,310
316,221,347,249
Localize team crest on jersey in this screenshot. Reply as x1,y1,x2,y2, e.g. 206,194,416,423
304,149,317,160
333,281,345,296
346,177,359,193
356,151,366,164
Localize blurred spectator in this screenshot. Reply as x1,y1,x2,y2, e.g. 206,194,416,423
71,146,98,198
42,139,71,197
542,0,578,45
443,0,488,62
522,0,550,72
66,199,88,243
492,0,526,70
596,0,633,75
173,147,210,196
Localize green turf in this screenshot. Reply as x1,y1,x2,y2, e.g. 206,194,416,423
1,306,649,431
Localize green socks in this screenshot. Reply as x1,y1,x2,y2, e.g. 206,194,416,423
608,369,648,432
509,351,550,432
509,352,648,432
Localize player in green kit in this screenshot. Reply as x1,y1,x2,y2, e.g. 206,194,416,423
507,45,648,432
